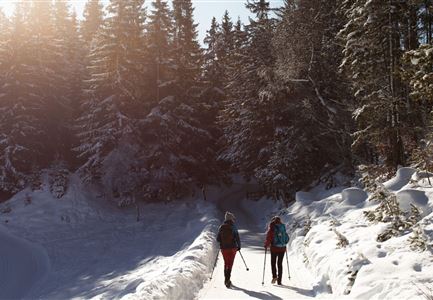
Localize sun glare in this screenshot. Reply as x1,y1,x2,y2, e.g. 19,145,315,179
0,1,15,16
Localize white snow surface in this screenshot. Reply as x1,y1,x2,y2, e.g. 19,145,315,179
0,175,223,300
2,169,433,300
286,168,433,300
198,196,319,300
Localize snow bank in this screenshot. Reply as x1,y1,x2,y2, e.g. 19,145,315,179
122,203,219,300
383,167,416,191
0,226,50,299
296,191,316,206
285,168,433,299
397,189,431,217
341,187,367,206
0,174,221,300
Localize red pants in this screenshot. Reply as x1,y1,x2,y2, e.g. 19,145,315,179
221,248,237,270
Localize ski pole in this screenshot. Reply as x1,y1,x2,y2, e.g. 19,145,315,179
210,250,219,279
262,247,267,285
285,248,291,280
238,250,249,271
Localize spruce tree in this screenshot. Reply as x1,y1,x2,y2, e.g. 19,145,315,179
203,17,222,88
262,0,353,196
0,3,44,193
139,0,220,200
146,0,173,102
339,0,417,167
220,0,277,188
76,0,148,204
81,0,104,44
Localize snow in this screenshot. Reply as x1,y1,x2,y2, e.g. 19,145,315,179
0,227,50,299
285,168,433,299
396,189,431,216
383,167,416,191
341,187,368,206
1,169,433,299
198,197,319,299
0,174,221,300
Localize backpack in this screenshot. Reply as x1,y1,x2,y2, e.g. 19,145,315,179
272,223,289,247
220,223,235,247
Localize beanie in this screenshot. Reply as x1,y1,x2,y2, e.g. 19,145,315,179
224,211,235,222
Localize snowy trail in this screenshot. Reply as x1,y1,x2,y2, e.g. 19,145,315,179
198,194,317,299
0,228,50,300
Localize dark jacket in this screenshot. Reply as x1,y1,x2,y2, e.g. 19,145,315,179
264,220,286,253
217,220,241,249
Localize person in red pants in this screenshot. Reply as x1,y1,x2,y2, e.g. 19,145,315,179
264,216,289,285
217,211,241,288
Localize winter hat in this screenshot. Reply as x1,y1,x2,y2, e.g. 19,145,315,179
224,211,236,222
272,216,281,223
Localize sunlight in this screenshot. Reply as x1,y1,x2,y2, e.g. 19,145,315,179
0,0,14,16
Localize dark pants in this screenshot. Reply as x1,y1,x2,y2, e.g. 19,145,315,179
271,251,285,283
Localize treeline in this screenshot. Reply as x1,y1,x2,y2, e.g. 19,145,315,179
0,0,432,204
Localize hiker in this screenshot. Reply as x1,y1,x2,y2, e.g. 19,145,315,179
217,211,241,288
264,216,289,285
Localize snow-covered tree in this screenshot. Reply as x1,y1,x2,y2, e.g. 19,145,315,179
219,0,278,187
138,0,222,200
339,0,421,167
76,0,148,204
0,3,45,193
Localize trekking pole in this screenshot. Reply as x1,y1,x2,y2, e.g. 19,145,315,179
209,251,219,280
285,248,291,280
238,250,249,271
262,248,267,285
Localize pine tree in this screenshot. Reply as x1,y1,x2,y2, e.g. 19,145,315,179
219,10,234,68
269,0,353,191
203,17,222,88
52,1,79,162
76,0,148,204
28,0,68,164
68,11,85,119
139,0,221,200
146,0,173,102
172,0,202,91
0,2,45,193
339,0,418,167
220,0,277,187
81,0,104,43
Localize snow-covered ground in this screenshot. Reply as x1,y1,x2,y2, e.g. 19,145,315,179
198,197,319,299
0,175,227,300
1,169,433,299
285,168,433,300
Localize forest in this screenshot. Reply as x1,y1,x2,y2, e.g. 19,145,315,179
0,0,432,206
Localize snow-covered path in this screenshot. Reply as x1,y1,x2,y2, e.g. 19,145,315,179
198,194,317,299
0,228,49,300
198,229,316,299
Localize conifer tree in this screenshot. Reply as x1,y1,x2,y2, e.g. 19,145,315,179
81,0,104,44
0,2,44,193
220,0,277,186
339,0,416,167
76,0,148,204
203,17,222,88
139,0,220,200
146,0,173,102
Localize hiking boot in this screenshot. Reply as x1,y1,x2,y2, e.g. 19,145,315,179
277,280,282,285
271,277,277,284
225,280,232,288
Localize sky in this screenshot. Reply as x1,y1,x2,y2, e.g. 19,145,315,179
0,0,283,43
